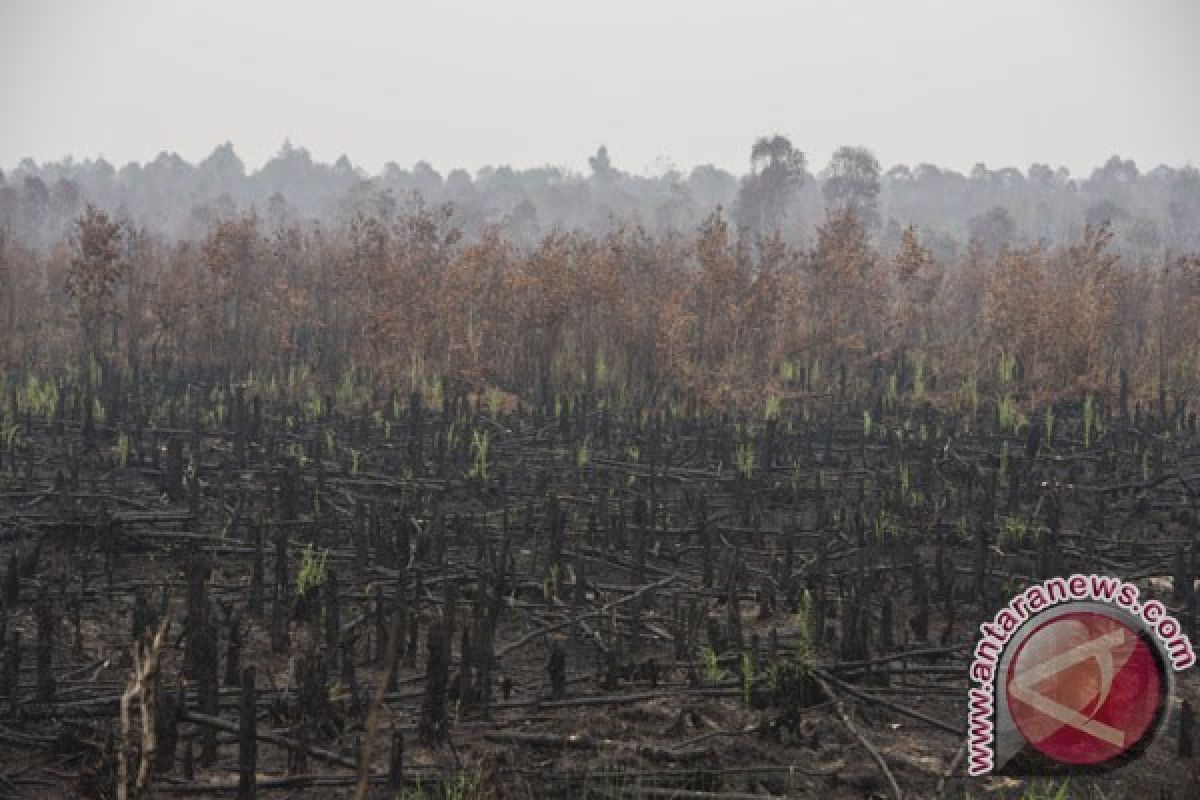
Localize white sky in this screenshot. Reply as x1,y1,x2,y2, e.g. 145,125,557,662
1,0,1198,177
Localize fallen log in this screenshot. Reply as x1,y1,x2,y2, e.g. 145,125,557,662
180,710,358,771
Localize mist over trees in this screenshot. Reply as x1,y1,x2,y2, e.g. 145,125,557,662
3,136,1200,416
3,141,1199,260
734,135,807,236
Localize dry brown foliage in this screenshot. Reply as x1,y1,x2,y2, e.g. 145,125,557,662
6,203,1200,414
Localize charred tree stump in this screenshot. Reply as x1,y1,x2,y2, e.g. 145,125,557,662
547,641,567,701
182,737,194,781
271,529,290,653
840,584,870,664
154,683,179,774
1174,542,1193,607
879,595,894,652
325,569,341,660
69,591,84,659
183,555,212,679
132,588,155,645
418,617,450,746
3,551,17,607
354,501,369,576
374,585,389,665
196,614,220,767
972,521,990,602
164,438,184,501
813,542,829,646
910,563,930,643
34,589,55,702
249,522,264,618
224,615,242,688
725,574,744,652
3,631,19,712
1179,698,1195,759
238,667,256,800
405,605,419,668
341,639,360,713
387,730,405,791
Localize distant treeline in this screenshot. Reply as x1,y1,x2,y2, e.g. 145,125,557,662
3,138,1199,261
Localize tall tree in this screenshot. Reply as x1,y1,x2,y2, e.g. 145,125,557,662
735,135,806,237
967,206,1017,262
65,204,123,367
822,146,881,229
810,207,884,364
588,146,617,183
0,227,12,366
203,213,261,371
891,225,941,348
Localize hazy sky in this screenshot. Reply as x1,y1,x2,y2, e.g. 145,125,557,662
2,0,1198,177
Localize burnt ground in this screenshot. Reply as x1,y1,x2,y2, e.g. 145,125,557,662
1,383,1198,799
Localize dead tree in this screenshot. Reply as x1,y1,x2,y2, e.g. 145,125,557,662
35,588,55,702
238,667,256,800
117,619,169,800
547,641,567,700
418,616,450,746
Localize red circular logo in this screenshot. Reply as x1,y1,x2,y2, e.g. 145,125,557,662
1005,611,1163,765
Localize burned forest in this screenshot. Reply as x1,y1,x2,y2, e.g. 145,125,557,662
0,139,1199,800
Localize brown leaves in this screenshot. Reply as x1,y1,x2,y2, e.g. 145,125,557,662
982,226,1124,393
810,207,884,362
203,215,256,285
983,246,1048,371
26,195,1197,414
66,204,124,350
1154,254,1200,397
891,226,942,347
